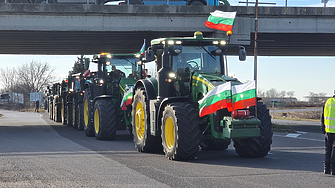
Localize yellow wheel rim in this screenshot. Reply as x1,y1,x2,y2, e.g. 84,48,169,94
135,101,145,140
84,100,89,126
94,109,99,134
165,117,175,149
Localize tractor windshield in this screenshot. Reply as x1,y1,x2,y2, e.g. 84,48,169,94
105,57,140,78
172,46,222,74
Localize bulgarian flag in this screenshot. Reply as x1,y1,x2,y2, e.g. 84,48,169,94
231,81,257,111
138,39,146,55
120,87,134,110
204,11,236,32
198,82,232,117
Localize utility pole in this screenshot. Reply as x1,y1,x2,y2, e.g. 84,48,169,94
254,0,258,89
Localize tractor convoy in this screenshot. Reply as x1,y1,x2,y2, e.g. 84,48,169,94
47,31,273,161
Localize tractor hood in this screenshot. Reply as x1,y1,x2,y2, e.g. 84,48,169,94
193,71,241,90
119,78,137,94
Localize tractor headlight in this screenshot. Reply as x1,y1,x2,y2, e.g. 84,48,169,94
168,72,176,78
168,40,174,45
220,40,227,45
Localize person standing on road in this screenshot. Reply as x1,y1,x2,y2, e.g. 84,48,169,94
35,100,39,113
321,95,335,175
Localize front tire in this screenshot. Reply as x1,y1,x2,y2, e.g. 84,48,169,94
94,99,118,140
84,89,94,137
132,88,162,153
161,102,201,160
233,102,273,158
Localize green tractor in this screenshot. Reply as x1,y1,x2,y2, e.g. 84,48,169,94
131,31,273,160
83,53,142,140
59,79,73,126
48,82,62,122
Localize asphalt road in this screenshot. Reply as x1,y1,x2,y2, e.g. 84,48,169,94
0,109,334,187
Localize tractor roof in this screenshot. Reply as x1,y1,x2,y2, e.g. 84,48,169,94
151,31,229,46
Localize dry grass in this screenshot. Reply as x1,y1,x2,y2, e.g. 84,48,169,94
19,108,45,113
269,108,322,121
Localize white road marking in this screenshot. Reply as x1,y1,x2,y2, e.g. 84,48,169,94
296,131,307,134
285,133,301,138
274,134,324,142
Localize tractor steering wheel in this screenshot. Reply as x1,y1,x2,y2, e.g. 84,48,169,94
186,61,199,70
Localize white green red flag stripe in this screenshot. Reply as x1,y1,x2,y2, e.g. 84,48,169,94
198,82,232,117
138,39,146,55
231,80,256,111
120,86,134,110
204,11,236,32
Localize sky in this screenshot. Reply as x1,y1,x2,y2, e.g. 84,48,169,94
0,0,334,101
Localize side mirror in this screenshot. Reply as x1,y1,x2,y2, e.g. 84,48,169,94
144,49,155,62
239,46,246,61
84,58,90,70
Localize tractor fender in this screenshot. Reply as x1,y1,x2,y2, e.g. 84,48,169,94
134,79,157,101
93,95,115,103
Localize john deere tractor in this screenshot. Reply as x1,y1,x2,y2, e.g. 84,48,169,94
131,31,273,160
83,53,142,140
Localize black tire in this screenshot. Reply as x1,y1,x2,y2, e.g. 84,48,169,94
78,102,84,131
67,102,73,127
132,88,162,153
84,89,94,137
72,100,78,129
161,102,201,160
200,138,231,151
94,99,118,140
62,99,67,125
55,103,62,122
233,102,273,158
49,101,53,120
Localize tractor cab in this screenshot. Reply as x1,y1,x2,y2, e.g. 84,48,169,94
144,31,246,99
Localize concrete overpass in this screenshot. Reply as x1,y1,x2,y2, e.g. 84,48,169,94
0,3,335,56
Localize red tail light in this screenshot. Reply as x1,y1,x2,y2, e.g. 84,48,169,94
231,110,250,119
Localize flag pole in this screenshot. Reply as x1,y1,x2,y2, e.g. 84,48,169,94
254,0,258,119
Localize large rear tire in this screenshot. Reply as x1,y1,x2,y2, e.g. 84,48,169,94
62,99,67,125
94,99,117,140
84,89,94,137
78,102,84,131
72,100,78,129
67,102,73,127
49,101,53,120
233,102,273,158
132,88,162,153
54,103,62,122
161,102,201,160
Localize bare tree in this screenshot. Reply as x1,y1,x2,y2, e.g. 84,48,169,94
266,88,278,98
279,91,286,99
17,61,56,94
287,91,295,98
0,67,18,92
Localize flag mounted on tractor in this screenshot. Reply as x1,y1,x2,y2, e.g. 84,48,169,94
204,10,237,33
198,81,256,117
120,87,134,110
